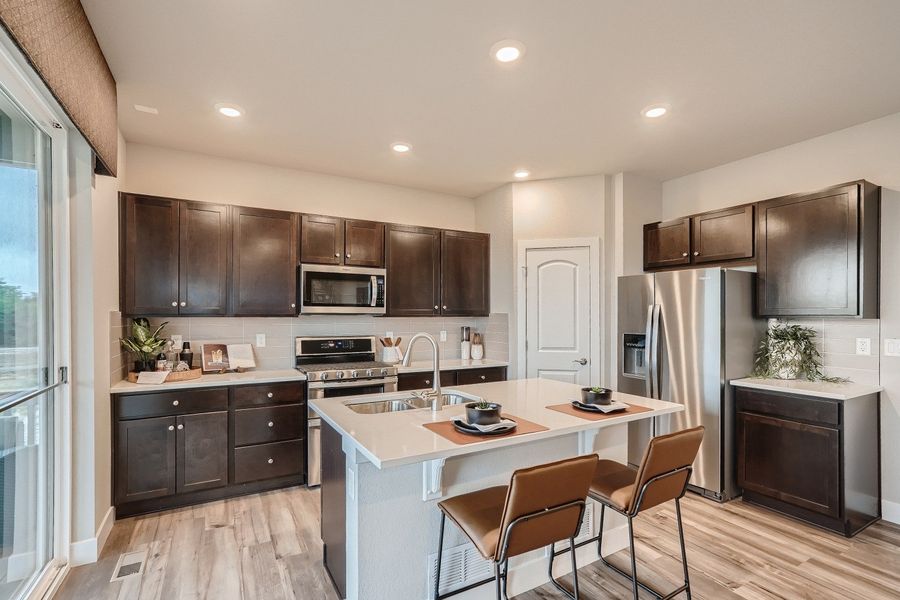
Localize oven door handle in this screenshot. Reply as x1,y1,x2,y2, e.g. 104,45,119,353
370,275,378,307
308,376,398,390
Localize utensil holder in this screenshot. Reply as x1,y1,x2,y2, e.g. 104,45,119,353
381,347,401,364
471,344,484,360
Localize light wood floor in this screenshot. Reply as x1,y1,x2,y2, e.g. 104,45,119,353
55,486,900,600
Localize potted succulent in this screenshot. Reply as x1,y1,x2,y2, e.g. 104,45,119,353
581,386,612,405
752,322,846,382
120,318,169,373
465,400,502,426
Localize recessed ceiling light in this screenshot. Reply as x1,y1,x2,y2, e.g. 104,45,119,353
641,105,668,119
215,103,244,118
391,142,412,153
491,40,526,63
133,104,158,115
514,169,530,179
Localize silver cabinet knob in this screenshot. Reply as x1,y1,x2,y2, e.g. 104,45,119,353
177,424,184,430
168,425,175,431
172,400,179,406
291,303,296,308
434,305,439,310
424,379,431,385
334,253,340,257
171,301,177,307
442,305,447,310
346,253,351,258
267,392,274,398
480,375,486,380
180,301,186,307
682,252,688,257
267,458,274,464
268,421,274,428
693,251,699,256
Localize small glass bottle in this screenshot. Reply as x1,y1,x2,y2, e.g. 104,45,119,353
179,342,194,368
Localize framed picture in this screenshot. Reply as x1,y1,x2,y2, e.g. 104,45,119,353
201,343,230,372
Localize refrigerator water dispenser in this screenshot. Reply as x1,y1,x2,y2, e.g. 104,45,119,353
623,334,646,377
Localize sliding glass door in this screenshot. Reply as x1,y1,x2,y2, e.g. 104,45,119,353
0,83,56,600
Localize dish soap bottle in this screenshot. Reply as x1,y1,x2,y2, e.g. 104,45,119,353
179,342,194,368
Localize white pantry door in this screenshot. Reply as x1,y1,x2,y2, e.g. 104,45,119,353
524,246,591,384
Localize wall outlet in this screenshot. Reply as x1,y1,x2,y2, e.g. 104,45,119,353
171,335,183,350
885,339,900,357
440,330,447,342
856,337,871,356
256,333,266,348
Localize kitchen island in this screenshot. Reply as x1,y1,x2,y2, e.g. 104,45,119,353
310,378,683,600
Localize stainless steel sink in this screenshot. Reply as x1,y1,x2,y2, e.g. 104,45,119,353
404,393,476,409
345,399,416,414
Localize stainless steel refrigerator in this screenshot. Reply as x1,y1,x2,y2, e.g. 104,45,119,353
617,268,763,501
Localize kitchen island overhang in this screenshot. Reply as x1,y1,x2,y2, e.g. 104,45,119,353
311,378,683,600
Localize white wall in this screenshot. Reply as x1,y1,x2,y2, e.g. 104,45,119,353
125,143,477,230
660,110,900,523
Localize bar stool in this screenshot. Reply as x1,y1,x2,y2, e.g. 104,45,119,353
434,454,599,600
555,426,704,600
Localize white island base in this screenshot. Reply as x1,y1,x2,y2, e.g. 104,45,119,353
312,379,683,600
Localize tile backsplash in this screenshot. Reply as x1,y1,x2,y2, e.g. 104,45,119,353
778,318,880,385
111,312,509,380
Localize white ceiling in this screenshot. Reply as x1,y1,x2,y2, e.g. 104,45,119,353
82,0,900,198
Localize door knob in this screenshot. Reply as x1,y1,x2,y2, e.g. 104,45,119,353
573,358,588,366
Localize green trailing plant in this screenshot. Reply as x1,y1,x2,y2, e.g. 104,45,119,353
752,323,847,383
120,318,169,362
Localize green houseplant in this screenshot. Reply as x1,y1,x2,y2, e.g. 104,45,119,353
752,322,846,383
120,318,169,372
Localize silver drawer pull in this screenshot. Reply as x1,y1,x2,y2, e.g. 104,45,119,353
268,421,274,428
267,392,274,398
480,375,486,380
177,424,184,430
424,379,431,385
172,400,179,406
168,425,175,431
267,458,274,464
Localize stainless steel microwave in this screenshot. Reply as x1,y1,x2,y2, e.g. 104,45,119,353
298,264,386,314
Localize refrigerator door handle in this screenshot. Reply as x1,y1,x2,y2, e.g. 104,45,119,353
650,304,661,399
644,304,655,398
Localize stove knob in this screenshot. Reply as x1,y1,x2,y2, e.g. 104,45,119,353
320,372,328,381
366,369,374,377
380,368,388,376
335,371,345,379
350,370,358,378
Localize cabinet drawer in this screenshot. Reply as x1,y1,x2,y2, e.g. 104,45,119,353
234,404,305,447
735,388,839,427
116,388,228,420
233,440,305,484
456,367,507,386
397,370,457,391
232,381,305,408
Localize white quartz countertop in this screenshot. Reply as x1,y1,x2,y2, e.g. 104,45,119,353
397,358,509,374
309,378,682,469
110,369,307,395
730,377,883,400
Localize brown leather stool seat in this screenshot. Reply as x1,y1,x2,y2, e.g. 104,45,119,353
433,454,599,600
589,460,638,512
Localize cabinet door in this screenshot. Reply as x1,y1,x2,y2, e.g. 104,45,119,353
385,224,441,316
397,370,457,391
441,230,490,316
301,214,343,265
230,206,298,315
121,194,180,315
643,218,691,270
456,367,507,385
179,201,229,315
344,219,385,267
176,411,228,494
737,411,840,518
757,184,859,316
115,416,176,504
691,205,754,264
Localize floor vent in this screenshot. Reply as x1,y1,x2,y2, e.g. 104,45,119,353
110,549,147,582
427,540,493,600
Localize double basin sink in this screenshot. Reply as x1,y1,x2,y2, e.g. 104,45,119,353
346,392,476,414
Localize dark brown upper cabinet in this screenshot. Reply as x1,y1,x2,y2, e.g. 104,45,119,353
441,230,490,316
300,214,343,265
301,215,385,268
643,218,691,270
757,180,879,318
121,194,228,317
691,205,754,264
230,206,299,316
385,224,441,316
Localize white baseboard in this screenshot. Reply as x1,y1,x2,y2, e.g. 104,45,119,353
883,499,900,525
70,506,115,566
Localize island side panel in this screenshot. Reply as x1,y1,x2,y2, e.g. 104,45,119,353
321,420,347,597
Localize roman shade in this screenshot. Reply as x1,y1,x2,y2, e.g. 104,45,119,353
0,0,117,176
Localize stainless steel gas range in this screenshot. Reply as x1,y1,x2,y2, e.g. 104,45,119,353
295,336,399,486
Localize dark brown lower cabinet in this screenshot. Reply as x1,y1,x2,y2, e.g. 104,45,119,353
735,387,880,537
321,420,346,598
113,382,306,517
396,366,508,391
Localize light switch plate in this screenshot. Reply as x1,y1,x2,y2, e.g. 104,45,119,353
856,338,871,356
256,333,266,348
885,338,900,357
171,335,183,350
440,330,448,342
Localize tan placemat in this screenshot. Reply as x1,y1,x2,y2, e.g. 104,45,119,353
546,402,653,421
423,414,549,445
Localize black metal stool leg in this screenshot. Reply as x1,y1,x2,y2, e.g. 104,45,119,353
569,537,580,599
627,516,639,600
548,541,579,600
494,562,502,600
676,498,692,599
597,503,605,556
435,513,446,600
